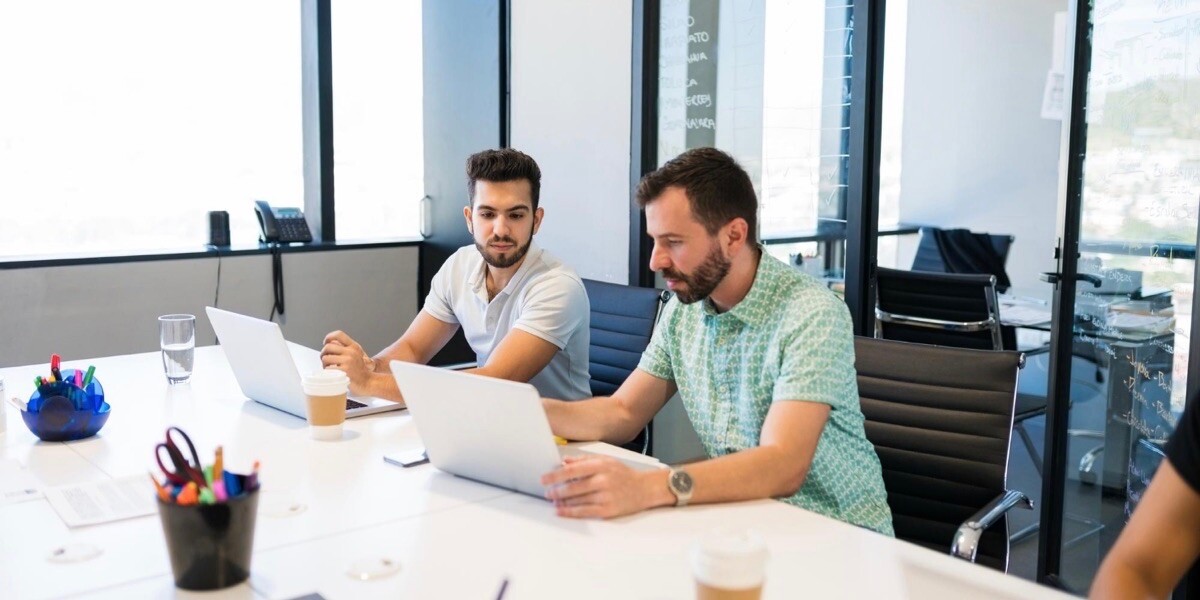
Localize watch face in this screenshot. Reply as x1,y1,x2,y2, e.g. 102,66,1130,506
671,470,693,494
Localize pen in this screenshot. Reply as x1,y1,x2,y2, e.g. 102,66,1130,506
247,460,260,491
50,354,62,383
495,577,509,600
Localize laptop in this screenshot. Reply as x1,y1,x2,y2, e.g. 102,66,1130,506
389,361,662,499
206,307,405,419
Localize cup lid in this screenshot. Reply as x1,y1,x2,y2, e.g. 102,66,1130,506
690,529,769,590
302,369,350,395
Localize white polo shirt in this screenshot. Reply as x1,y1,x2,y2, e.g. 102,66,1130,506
423,242,591,400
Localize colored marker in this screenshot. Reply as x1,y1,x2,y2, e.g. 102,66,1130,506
176,482,199,506
81,365,96,388
198,487,216,505
223,471,241,497
212,480,228,502
49,354,62,383
213,446,224,482
247,460,260,491
34,376,43,388
149,472,170,502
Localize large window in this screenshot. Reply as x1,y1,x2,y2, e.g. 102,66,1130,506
331,1,424,241
657,0,854,281
0,2,303,258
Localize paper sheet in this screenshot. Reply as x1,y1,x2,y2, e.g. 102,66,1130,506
0,459,45,506
44,475,156,527
999,299,1052,326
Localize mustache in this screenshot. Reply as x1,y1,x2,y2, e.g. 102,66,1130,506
488,237,518,245
659,267,686,281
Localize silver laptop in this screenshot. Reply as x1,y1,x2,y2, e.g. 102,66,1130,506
206,307,404,419
389,361,661,499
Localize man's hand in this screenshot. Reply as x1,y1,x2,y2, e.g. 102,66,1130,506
321,331,376,394
540,455,671,519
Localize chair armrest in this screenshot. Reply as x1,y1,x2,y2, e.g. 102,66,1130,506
951,490,1034,562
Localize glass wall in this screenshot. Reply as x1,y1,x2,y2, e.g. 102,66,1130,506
657,0,854,286
1054,0,1199,590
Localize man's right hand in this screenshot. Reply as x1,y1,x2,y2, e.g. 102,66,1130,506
321,331,376,395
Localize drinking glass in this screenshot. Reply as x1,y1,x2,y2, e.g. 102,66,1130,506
159,314,196,384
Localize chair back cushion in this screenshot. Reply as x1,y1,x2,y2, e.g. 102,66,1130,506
855,337,1021,571
582,279,662,396
875,267,1001,350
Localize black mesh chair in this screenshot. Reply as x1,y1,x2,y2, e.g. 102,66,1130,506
855,337,1032,571
582,279,664,454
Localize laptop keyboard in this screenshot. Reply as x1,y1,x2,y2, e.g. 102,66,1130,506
346,399,367,410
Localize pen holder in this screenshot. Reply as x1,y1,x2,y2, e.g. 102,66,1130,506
16,379,110,442
158,487,259,591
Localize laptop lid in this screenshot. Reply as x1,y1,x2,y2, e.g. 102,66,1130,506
389,361,562,497
206,307,403,419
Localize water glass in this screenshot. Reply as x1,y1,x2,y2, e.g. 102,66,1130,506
160,314,196,384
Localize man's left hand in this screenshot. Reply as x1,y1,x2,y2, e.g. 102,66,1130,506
540,455,667,519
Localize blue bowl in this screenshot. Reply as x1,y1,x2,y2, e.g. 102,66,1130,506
21,379,110,442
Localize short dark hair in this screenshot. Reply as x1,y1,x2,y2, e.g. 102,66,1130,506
466,148,542,210
635,147,757,243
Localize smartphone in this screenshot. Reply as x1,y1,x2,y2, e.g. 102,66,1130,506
383,448,429,468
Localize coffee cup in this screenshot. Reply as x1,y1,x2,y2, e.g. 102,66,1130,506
690,529,768,600
302,369,350,440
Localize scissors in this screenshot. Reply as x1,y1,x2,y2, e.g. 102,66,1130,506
155,427,207,487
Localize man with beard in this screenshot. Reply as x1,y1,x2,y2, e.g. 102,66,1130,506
321,148,590,403
538,147,893,535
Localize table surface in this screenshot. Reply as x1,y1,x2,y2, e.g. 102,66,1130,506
0,346,1071,599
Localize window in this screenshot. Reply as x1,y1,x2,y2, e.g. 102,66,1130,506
0,2,303,258
657,0,854,279
331,1,424,241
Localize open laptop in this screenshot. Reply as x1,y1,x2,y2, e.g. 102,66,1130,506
206,307,404,419
389,361,661,499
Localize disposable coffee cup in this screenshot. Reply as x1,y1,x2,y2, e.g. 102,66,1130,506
690,529,768,600
302,369,350,440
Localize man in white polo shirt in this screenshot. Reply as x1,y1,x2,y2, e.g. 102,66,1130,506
320,148,591,402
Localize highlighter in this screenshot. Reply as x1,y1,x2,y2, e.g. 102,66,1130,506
198,487,216,505
212,480,228,502
176,482,199,506
223,471,241,497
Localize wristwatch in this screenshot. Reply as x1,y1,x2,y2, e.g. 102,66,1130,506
667,467,694,507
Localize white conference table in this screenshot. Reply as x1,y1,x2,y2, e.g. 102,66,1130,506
0,346,1070,599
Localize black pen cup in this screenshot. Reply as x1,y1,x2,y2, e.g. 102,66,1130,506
157,487,259,590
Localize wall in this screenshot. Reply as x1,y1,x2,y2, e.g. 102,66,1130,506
0,246,419,367
509,0,633,285
897,0,1065,292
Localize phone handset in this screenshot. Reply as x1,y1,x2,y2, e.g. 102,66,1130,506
253,200,312,244
254,200,280,243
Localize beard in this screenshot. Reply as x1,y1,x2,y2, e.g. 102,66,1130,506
660,242,731,304
475,235,533,269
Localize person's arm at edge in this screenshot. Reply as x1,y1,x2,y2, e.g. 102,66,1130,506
1091,460,1200,599
543,398,829,518
542,368,676,445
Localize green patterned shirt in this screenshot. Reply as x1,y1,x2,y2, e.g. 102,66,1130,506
639,250,894,536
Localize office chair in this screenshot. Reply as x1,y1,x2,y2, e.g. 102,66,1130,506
855,337,1032,572
912,227,1015,293
874,267,1011,350
581,279,665,455
873,268,1104,545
